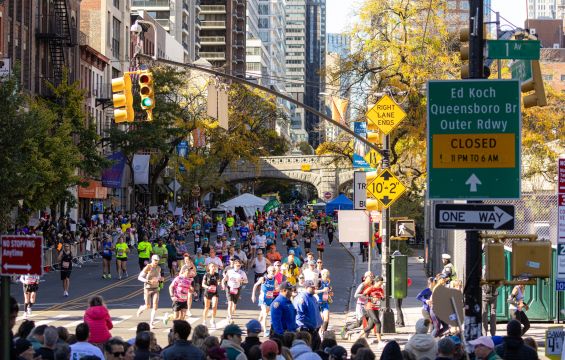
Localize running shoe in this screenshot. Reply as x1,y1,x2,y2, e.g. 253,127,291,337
340,326,347,340
64,291,69,297
107,274,112,279
27,308,32,316
124,272,128,277
136,307,143,318
118,275,122,280
210,319,216,329
163,312,170,326
186,310,193,317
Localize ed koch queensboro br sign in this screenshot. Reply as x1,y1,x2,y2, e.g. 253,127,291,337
427,80,521,200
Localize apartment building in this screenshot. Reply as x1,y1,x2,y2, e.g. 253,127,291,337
527,0,565,20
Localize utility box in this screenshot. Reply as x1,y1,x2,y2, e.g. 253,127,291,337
391,254,408,299
511,240,552,278
484,242,505,281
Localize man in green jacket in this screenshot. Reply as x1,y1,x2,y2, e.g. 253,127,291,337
221,324,248,360
470,336,502,360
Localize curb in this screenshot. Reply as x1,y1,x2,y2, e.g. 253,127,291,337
340,241,358,314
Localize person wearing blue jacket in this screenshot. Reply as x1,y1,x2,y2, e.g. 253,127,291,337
416,277,434,320
294,280,323,351
269,281,298,337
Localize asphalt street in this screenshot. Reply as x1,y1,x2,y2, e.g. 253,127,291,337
10,236,355,344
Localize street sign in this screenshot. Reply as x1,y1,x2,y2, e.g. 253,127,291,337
364,149,382,169
366,169,406,208
176,140,189,158
0,235,43,276
0,58,11,78
338,210,370,243
510,60,532,82
486,40,540,60
366,95,406,135
353,171,367,210
427,80,521,199
323,191,333,200
396,220,416,237
545,327,565,359
168,180,181,192
434,204,515,230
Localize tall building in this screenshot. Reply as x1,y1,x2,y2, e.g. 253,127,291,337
527,0,565,20
131,0,201,63
324,33,350,142
257,0,287,93
304,0,326,148
445,0,491,33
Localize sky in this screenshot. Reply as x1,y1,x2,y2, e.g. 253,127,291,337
325,0,528,34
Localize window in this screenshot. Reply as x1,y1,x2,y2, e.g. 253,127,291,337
258,4,269,15
246,63,261,72
258,18,269,28
112,17,121,59
113,0,120,9
543,74,553,81
561,74,565,81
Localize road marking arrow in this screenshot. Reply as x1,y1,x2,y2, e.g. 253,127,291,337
465,174,482,192
439,206,514,229
3,263,32,271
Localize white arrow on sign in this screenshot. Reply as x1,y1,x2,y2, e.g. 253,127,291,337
465,173,482,192
3,263,32,271
439,206,514,229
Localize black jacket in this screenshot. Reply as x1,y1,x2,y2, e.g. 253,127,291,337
494,336,539,360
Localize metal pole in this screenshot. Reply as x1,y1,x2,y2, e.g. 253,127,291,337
2,276,12,360
173,156,177,212
381,134,395,333
368,221,372,272
464,0,485,345
496,12,502,80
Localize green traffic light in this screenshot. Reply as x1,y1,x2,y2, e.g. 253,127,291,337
141,98,153,107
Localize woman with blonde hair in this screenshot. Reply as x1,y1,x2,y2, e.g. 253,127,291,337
191,324,210,349
316,268,332,336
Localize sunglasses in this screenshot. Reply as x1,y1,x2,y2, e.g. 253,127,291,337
112,352,125,357
317,261,322,264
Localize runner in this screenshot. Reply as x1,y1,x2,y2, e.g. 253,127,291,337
315,234,325,261
137,254,163,329
316,269,332,335
326,222,335,246
193,248,207,302
152,238,168,276
251,265,276,335
252,249,271,283
166,238,178,278
101,234,113,279
205,249,224,272
223,258,248,323
202,263,220,328
20,274,40,317
115,235,129,280
58,243,73,297
358,275,384,343
137,235,153,270
164,266,194,325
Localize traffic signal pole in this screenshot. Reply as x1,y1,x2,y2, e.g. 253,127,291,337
381,134,395,333
464,0,484,344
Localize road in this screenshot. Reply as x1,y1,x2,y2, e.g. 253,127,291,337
11,236,355,345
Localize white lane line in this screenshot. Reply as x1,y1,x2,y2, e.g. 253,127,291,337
62,320,83,328
112,315,132,325
16,314,35,321
35,314,70,326
209,319,230,335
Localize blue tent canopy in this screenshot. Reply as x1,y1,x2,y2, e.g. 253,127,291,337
325,194,353,213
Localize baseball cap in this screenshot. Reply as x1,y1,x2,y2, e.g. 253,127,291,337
246,319,262,333
288,249,295,255
260,340,279,357
442,253,451,260
308,260,316,265
328,345,347,360
223,324,243,336
279,281,295,291
304,279,316,287
151,255,160,261
469,336,494,350
197,248,203,253
449,335,462,345
374,275,384,282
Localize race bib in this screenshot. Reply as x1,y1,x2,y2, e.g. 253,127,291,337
229,287,239,295
208,285,217,293
62,261,70,269
197,265,205,271
322,293,329,301
266,291,274,299
117,251,125,257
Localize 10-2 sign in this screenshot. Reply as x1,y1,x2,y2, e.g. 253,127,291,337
366,169,407,208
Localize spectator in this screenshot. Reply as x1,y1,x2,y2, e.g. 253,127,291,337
260,340,279,360
15,338,35,360
207,346,228,360
161,320,206,360
15,320,35,342
104,338,126,360
355,348,376,360
27,324,48,351
191,324,210,349
524,337,538,352
328,345,347,360
281,331,296,349
436,337,455,360
494,319,538,359
404,319,437,360
380,341,402,360
35,326,59,360
468,336,501,360
148,331,162,354
70,323,104,360
83,295,113,346
56,327,70,344
201,336,221,355
242,320,262,357
220,324,247,360
124,342,135,360
54,343,71,360
317,337,338,360
133,331,152,360
290,331,322,360
450,336,466,360
247,345,262,360
127,322,150,345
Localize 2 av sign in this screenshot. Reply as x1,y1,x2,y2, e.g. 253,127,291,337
1,235,43,276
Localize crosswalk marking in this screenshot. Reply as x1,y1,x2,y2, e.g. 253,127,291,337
62,320,83,328
35,314,69,326
16,314,35,321
113,315,132,325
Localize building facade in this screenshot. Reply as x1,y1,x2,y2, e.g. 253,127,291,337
527,0,565,20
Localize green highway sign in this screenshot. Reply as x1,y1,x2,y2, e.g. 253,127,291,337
510,60,532,82
427,80,521,200
486,40,540,60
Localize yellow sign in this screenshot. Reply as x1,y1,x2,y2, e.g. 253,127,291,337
545,326,564,359
432,134,515,169
364,149,382,169
366,169,406,208
366,95,406,135
301,164,311,172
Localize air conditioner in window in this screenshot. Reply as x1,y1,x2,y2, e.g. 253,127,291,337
530,28,536,35
554,43,560,48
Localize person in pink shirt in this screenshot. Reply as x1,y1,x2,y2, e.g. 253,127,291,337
83,295,113,347
164,267,194,324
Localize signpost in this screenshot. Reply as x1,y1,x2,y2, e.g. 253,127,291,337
0,235,43,276
366,95,407,135
427,80,521,200
434,204,515,230
486,40,540,60
353,171,367,210
366,169,406,208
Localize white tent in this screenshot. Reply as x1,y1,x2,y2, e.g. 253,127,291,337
218,193,268,218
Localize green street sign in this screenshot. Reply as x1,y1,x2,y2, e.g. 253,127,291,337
427,80,521,200
486,40,540,60
510,60,532,82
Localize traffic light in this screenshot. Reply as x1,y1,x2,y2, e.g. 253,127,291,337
484,241,505,281
111,74,134,123
459,28,470,79
367,131,381,145
139,71,155,121
521,60,547,108
511,239,551,278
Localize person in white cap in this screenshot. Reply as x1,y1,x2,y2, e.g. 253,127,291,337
439,253,456,285
469,336,500,359
137,254,163,328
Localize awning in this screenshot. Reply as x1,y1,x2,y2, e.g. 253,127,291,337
135,184,150,194
78,179,108,199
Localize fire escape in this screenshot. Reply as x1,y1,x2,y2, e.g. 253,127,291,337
36,0,75,86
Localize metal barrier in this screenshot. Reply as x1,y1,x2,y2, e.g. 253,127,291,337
43,240,101,272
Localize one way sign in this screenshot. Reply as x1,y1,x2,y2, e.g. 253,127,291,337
434,204,515,230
